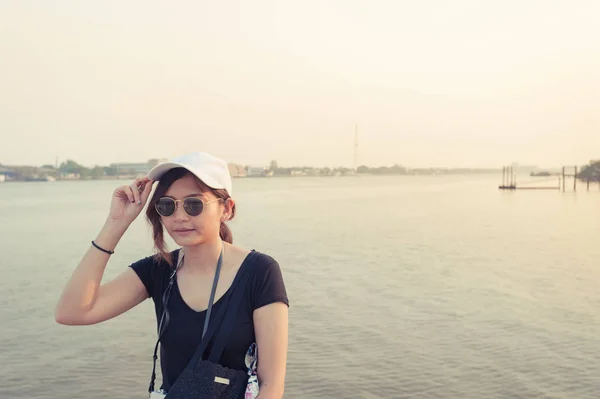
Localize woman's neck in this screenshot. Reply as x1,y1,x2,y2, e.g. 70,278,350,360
181,238,224,273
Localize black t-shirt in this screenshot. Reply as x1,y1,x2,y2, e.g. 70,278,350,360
130,249,289,391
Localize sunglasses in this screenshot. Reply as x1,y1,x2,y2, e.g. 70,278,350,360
155,196,221,217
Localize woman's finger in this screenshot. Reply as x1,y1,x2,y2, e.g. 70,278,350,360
134,175,149,189
129,177,143,204
117,186,134,203
127,186,137,204
140,180,154,203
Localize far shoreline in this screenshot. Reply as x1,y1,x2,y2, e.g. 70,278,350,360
1,170,506,184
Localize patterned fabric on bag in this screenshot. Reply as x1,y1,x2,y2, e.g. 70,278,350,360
244,343,259,399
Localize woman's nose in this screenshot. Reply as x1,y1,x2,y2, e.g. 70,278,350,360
173,202,190,221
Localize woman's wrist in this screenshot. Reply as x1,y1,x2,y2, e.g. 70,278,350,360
93,219,129,252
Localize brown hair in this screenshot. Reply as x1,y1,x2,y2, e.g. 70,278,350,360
145,167,236,266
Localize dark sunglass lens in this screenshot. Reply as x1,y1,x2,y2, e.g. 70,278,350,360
183,198,204,216
156,198,176,216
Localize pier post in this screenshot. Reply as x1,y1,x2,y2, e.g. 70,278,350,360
510,166,514,187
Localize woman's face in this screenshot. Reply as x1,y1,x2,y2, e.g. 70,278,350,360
159,173,224,246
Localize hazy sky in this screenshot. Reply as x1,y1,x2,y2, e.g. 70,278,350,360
1,1,599,168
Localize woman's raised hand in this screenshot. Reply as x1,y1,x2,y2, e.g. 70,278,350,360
107,176,154,226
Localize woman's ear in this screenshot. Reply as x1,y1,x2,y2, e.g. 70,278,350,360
221,198,235,221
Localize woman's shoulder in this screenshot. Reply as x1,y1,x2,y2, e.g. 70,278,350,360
229,245,280,276
239,248,288,309
129,249,180,299
130,249,179,270
249,251,280,272
129,249,178,283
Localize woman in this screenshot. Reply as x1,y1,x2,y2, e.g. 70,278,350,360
55,152,289,398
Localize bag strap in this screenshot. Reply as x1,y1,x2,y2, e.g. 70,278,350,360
186,250,258,368
148,244,224,393
207,252,260,363
148,249,185,393
201,244,224,339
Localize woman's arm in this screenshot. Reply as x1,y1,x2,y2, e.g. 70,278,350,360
55,177,153,325
54,223,148,325
253,302,289,399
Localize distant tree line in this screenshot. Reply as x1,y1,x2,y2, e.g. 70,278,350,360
55,159,109,178
357,164,408,174
578,160,600,182
5,159,116,180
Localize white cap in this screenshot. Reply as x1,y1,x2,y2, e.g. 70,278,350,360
147,152,233,196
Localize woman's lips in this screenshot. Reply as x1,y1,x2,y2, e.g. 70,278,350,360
173,228,195,235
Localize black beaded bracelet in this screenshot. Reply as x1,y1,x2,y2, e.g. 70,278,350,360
91,240,115,255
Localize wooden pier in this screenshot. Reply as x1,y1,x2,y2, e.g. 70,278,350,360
498,166,517,190
499,165,600,192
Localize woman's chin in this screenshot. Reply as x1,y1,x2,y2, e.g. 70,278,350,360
168,230,218,247
174,238,197,246
170,231,200,246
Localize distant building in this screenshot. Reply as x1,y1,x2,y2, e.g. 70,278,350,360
290,167,322,176
246,166,270,177
109,162,151,175
60,172,80,180
303,168,320,176
0,166,15,181
228,163,247,178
